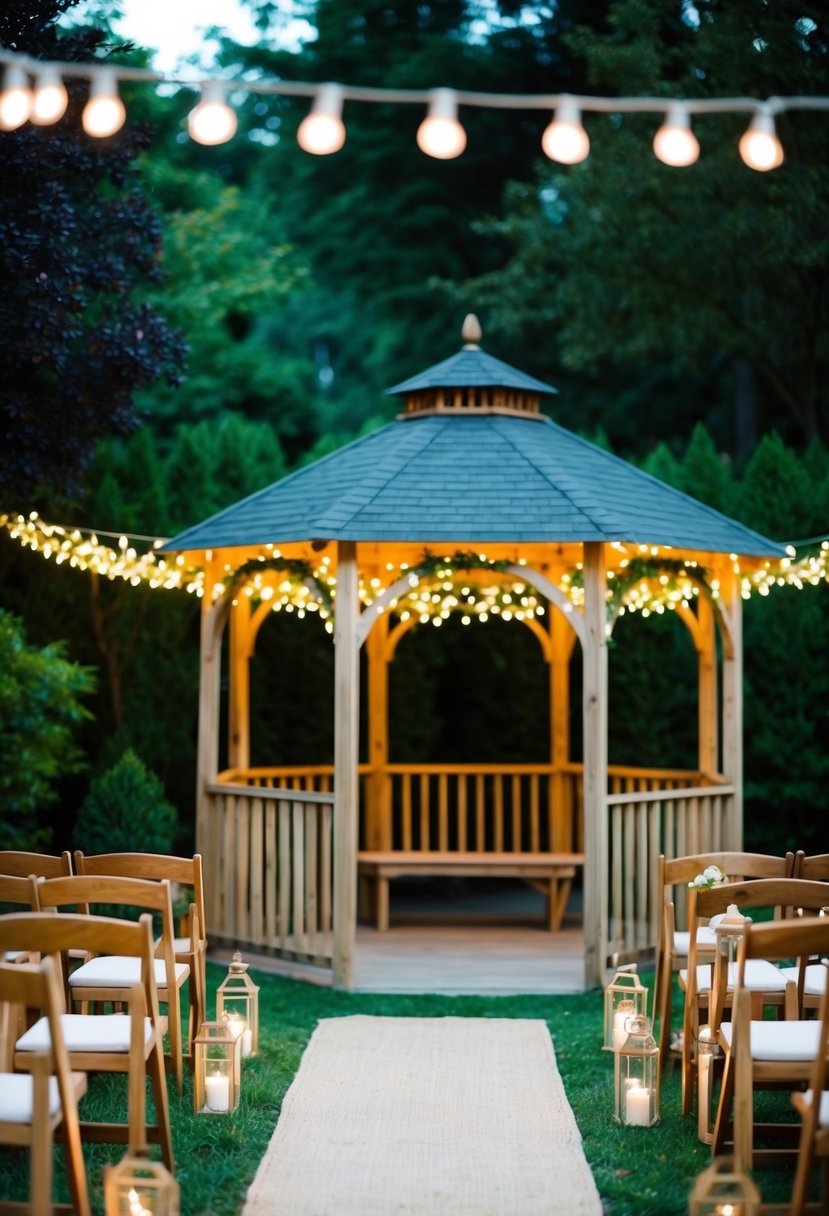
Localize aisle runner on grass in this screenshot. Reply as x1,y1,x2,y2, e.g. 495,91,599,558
243,1015,602,1216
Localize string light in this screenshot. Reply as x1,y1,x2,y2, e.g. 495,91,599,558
2,513,826,630
0,48,826,167
416,88,466,159
188,82,237,146
81,68,125,137
296,83,346,154
0,64,32,130
652,103,699,167
31,68,68,125
738,107,784,171
541,98,590,164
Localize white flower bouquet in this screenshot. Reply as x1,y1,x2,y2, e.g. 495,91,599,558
688,864,728,889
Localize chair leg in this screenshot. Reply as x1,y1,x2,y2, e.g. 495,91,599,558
148,1039,175,1172
713,1047,735,1155
655,957,672,1074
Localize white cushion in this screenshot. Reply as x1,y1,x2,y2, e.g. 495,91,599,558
801,1089,829,1127
0,1074,61,1122
779,963,828,997
69,956,189,989
720,1019,820,1061
673,927,717,957
3,950,28,962
680,959,788,994
17,1014,152,1054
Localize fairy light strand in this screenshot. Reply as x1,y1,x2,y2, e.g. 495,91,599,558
0,47,826,167
2,512,826,630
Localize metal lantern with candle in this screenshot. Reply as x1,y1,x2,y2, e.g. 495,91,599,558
216,950,259,1059
603,963,648,1051
695,1024,721,1144
614,1014,659,1127
104,1151,179,1216
193,1021,240,1115
688,1155,760,1215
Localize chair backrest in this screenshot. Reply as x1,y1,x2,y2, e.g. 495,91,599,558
0,910,160,1025
73,851,206,944
793,852,829,882
737,913,829,985
0,851,72,879
0,873,38,910
659,851,796,933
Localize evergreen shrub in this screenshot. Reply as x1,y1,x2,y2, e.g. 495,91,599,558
75,748,177,856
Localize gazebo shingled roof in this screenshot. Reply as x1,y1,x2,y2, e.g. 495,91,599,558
163,364,785,558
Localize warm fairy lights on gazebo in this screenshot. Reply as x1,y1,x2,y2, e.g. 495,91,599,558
1,47,827,171
2,510,826,628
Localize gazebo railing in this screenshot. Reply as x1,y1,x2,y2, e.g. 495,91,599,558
204,780,335,962
606,780,736,965
205,762,733,969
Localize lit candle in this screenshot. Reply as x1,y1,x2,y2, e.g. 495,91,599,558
241,1028,253,1057
612,1008,631,1049
226,1013,244,1041
625,1081,651,1126
205,1071,230,1112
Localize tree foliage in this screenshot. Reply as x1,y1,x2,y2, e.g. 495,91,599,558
0,2,186,500
0,608,95,849
451,0,829,455
74,746,178,854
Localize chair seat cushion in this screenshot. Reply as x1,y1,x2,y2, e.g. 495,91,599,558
17,1013,153,1054
3,950,28,962
0,1073,61,1122
720,1019,820,1061
778,963,828,996
680,959,788,994
673,926,717,957
68,956,189,989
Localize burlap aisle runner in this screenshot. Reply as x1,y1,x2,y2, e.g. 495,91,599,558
243,1015,603,1216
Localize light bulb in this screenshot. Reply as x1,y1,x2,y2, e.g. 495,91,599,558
416,88,466,159
188,82,237,145
82,69,125,137
739,109,783,171
31,69,68,125
541,99,590,164
652,104,699,166
0,64,33,131
297,83,345,154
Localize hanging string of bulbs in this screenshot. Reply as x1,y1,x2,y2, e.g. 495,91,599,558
1,46,828,169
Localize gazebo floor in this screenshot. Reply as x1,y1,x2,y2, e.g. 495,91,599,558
212,882,587,995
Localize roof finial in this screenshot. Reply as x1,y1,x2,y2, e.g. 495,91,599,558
461,313,482,349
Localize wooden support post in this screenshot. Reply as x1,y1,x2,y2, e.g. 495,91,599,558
333,541,360,990
550,605,574,851
697,593,718,779
228,594,251,772
366,609,391,850
582,542,609,989
196,562,223,931
721,568,744,852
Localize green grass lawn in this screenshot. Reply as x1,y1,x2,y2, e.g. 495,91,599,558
0,962,804,1215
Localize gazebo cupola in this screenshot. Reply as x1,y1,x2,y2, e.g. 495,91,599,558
390,314,553,418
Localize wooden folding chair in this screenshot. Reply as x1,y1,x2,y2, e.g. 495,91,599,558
790,959,829,1216
0,911,173,1171
74,851,207,1058
680,879,793,1118
32,874,189,1096
0,853,72,880
654,850,795,1072
712,897,829,1171
0,955,90,1216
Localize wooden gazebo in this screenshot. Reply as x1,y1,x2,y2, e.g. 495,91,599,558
164,317,785,989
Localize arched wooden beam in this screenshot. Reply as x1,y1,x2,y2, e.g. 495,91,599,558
357,574,415,649
503,563,585,648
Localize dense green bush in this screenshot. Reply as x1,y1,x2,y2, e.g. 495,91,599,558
0,608,94,850
74,747,177,856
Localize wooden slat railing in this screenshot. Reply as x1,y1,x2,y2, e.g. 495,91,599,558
205,781,335,962
209,762,729,969
606,782,736,966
